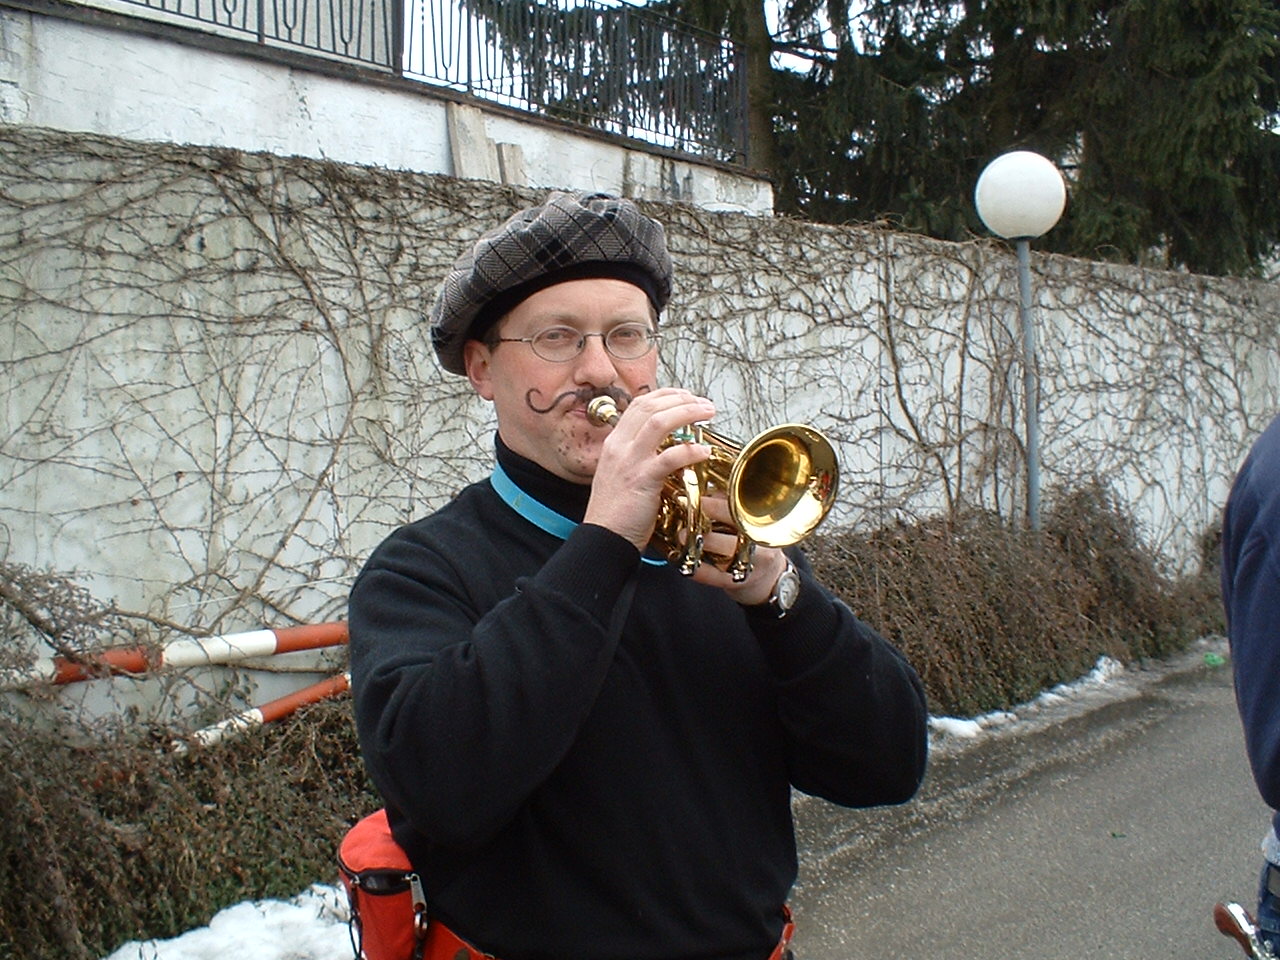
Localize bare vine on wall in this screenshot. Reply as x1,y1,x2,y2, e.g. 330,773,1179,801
0,124,1277,726
659,201,1277,562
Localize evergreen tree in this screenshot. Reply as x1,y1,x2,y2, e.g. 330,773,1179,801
767,0,1280,275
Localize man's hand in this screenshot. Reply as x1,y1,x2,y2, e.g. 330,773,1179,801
689,495,789,607
584,388,716,553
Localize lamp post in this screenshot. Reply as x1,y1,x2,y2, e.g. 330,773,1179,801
974,150,1066,530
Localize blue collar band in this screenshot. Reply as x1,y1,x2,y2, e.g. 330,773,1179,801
490,463,666,566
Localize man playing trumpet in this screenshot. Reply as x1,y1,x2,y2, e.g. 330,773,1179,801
349,190,928,960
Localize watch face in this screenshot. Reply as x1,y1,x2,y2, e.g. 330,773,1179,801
775,568,800,610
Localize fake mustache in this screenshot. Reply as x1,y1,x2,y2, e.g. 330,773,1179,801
525,384,637,415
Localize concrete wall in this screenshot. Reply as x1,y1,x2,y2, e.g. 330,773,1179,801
3,126,1277,622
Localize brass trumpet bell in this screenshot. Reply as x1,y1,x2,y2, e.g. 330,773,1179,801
587,396,839,581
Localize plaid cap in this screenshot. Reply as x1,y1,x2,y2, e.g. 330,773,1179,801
429,191,674,375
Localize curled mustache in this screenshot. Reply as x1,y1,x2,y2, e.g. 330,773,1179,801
525,384,640,415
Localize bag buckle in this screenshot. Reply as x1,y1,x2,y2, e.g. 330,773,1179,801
409,872,429,938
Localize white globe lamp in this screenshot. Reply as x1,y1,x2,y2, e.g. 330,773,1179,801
973,150,1066,531
974,150,1066,240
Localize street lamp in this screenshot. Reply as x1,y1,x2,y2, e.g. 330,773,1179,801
974,150,1066,530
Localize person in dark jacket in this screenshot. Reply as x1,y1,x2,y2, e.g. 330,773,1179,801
1223,412,1280,954
348,190,928,960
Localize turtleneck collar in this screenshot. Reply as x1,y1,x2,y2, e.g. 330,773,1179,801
494,433,592,523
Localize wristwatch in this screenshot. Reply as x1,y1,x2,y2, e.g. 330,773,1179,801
761,558,801,619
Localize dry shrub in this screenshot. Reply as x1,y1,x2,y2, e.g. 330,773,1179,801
808,511,1097,715
1042,482,1223,659
807,481,1222,716
0,698,375,960
0,562,139,674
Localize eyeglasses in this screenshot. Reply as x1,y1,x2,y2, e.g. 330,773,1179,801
494,323,660,363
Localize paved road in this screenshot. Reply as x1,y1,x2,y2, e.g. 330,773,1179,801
788,647,1272,960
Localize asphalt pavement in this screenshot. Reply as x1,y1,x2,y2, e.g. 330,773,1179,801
788,644,1271,960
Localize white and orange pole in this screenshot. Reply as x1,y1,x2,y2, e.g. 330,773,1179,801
0,622,348,691
173,672,351,753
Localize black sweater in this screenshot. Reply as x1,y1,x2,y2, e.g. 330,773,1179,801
349,438,927,960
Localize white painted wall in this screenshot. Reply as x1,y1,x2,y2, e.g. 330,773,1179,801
0,4,774,213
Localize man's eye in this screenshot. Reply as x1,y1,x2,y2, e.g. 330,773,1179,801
611,327,645,343
537,329,578,344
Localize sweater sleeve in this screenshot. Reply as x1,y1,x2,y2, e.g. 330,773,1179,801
349,517,640,849
745,550,929,808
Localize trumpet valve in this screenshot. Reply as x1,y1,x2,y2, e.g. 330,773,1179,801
676,533,704,577
727,540,756,582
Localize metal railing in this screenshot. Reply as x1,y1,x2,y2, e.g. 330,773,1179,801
83,0,399,67
405,0,746,161
73,0,747,162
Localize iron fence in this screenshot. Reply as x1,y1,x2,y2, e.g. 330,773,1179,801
74,0,747,162
405,0,747,161
84,0,399,67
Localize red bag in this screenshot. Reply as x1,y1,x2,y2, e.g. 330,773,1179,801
338,809,428,960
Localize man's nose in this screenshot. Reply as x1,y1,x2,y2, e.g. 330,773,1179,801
573,333,618,382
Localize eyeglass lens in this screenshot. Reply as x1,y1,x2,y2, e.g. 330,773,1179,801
532,325,656,361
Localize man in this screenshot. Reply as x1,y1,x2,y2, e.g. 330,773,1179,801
1223,412,1280,955
349,190,928,960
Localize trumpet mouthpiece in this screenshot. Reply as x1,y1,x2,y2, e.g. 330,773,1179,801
587,396,621,426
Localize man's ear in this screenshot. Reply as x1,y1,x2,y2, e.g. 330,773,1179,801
463,340,496,400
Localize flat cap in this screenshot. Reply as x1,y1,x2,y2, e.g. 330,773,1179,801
429,190,674,375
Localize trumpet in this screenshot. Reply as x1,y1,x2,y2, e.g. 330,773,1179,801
587,396,839,581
